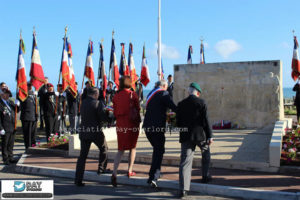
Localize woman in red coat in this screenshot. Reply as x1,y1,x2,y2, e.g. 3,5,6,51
111,76,140,187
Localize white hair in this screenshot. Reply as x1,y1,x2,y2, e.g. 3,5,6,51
155,80,168,88
188,87,199,96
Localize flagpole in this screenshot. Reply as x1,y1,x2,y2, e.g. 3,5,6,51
55,26,67,115
32,27,38,117
15,30,22,130
108,30,114,82
157,0,162,80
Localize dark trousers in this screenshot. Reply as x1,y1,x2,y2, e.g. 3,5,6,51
179,141,211,191
145,131,165,181
75,133,108,183
44,115,58,142
69,112,77,134
1,132,15,161
39,106,44,129
21,120,37,149
297,106,300,122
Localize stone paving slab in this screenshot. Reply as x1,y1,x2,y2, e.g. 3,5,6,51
20,154,300,193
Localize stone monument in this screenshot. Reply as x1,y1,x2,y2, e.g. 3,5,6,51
173,60,284,129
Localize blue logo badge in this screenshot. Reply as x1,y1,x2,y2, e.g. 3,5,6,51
14,181,25,192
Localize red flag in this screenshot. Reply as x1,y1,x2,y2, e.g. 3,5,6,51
60,37,70,91
30,33,45,91
140,44,150,86
292,36,300,81
67,38,77,97
109,37,119,88
16,38,28,101
84,40,95,86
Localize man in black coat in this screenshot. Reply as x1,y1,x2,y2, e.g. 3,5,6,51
57,84,67,135
143,80,177,187
37,77,48,129
293,82,300,122
0,88,18,165
43,83,60,142
176,82,213,198
75,87,111,186
67,86,79,134
20,83,38,149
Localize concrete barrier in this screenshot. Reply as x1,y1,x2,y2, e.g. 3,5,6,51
69,127,117,156
269,118,292,167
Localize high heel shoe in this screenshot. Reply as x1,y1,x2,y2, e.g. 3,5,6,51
111,174,117,187
127,171,136,178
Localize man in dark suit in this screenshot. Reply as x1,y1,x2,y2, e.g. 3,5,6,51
57,84,67,135
177,82,213,198
143,80,177,188
75,87,111,186
20,83,38,149
293,81,300,122
67,84,79,134
37,77,48,130
0,88,18,165
43,83,60,142
167,74,174,99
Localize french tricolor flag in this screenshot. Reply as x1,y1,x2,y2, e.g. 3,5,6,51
119,43,130,76
67,38,77,97
84,40,95,86
292,36,300,81
60,37,70,91
128,43,138,90
16,37,28,102
109,37,119,88
30,32,45,91
187,45,193,64
140,44,150,86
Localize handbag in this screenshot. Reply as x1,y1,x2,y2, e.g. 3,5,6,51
129,91,141,124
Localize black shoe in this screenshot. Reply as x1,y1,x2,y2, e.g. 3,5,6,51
179,190,188,198
97,168,111,175
3,160,9,165
201,175,212,184
111,175,117,187
74,181,85,187
9,159,18,164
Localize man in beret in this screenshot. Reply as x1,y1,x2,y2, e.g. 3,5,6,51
0,88,19,165
176,82,213,198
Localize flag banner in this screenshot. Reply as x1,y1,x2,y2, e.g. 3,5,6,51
187,45,193,64
109,37,119,88
128,43,138,90
66,38,77,97
30,33,45,91
99,42,107,98
84,40,95,86
119,43,130,76
140,45,150,86
161,59,164,80
16,38,28,101
60,36,70,91
200,41,205,64
292,36,300,81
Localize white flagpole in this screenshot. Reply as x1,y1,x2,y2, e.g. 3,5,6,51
157,0,162,80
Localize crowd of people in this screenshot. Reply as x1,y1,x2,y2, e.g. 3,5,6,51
0,74,213,198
